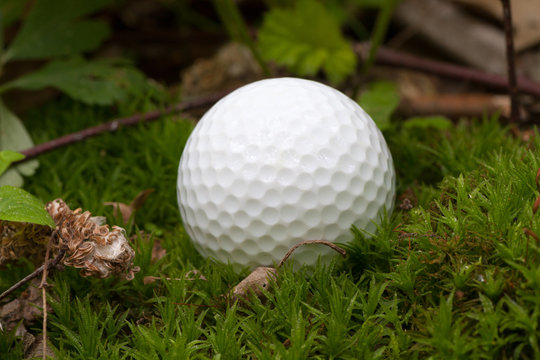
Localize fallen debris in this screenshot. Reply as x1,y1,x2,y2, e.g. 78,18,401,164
395,0,505,74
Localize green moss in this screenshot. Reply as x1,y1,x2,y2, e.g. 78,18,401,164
3,99,539,359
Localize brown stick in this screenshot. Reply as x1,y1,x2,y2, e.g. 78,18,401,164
501,0,520,123
39,239,52,360
354,42,540,98
17,91,230,163
277,240,347,268
398,93,512,118
0,249,65,302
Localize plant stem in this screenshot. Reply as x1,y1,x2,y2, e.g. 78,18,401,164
501,0,520,123
17,91,230,163
39,239,52,360
0,249,65,302
363,1,397,73
278,240,346,268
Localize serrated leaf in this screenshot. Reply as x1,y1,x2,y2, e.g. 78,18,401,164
0,101,38,187
0,185,55,227
404,116,453,130
3,58,148,105
259,0,356,83
0,151,24,176
4,0,110,61
357,81,400,131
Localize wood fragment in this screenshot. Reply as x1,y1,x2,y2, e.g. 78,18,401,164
354,43,540,98
455,0,540,51
395,0,505,74
230,266,277,303
398,93,513,118
501,0,520,123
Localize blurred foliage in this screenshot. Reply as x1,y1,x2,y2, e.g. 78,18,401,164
211,0,400,83
357,80,400,130
0,0,153,186
259,0,357,83
0,151,23,177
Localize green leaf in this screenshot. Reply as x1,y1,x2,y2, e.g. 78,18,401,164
0,150,24,177
404,116,453,130
4,0,110,61
259,0,356,83
357,81,400,131
363,1,398,73
0,101,38,187
3,58,148,105
0,185,55,227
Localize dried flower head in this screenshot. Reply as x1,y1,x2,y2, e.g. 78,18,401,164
47,199,139,280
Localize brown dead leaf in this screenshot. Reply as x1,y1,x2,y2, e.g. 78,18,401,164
151,238,166,263
181,43,264,99
104,189,154,224
230,266,277,304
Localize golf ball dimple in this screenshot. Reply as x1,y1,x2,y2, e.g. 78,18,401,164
177,77,395,268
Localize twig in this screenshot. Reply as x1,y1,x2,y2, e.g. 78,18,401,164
501,0,520,123
277,240,347,268
354,42,540,98
0,249,65,302
16,91,230,163
39,237,53,360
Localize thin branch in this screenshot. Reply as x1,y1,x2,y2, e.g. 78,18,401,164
501,0,520,123
16,91,230,163
0,249,65,302
39,238,52,360
354,42,540,98
278,240,347,268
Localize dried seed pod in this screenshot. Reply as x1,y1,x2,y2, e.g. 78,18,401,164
46,199,139,280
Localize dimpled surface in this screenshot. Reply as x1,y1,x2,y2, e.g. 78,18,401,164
177,78,395,268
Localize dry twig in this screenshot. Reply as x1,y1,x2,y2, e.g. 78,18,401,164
0,250,65,302
501,0,520,123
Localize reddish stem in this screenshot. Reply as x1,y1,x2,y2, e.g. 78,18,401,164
17,91,229,162
354,43,540,98
501,0,520,123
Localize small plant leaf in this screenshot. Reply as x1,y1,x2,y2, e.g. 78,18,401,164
3,0,110,61
0,186,55,227
404,116,453,130
0,101,38,187
357,81,400,131
258,0,356,83
0,151,24,177
3,58,148,105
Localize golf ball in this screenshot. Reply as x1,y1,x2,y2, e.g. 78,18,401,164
177,78,395,268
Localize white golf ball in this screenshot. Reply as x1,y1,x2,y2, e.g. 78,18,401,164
177,78,395,268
